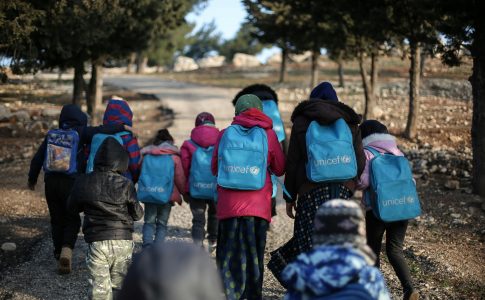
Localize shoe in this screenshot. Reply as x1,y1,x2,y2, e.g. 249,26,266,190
58,247,72,274
208,240,217,254
404,290,419,300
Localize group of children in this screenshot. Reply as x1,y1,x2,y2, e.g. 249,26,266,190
28,82,420,300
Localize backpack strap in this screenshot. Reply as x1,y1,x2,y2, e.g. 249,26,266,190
364,146,381,157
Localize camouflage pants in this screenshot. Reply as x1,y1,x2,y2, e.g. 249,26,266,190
86,240,134,300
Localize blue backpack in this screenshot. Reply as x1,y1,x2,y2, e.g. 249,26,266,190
365,146,421,222
305,118,357,182
44,129,80,175
217,124,268,190
86,131,129,173
137,154,174,204
262,100,285,142
189,141,217,200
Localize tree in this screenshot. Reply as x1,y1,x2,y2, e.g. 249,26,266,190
439,0,485,196
218,22,265,61
386,0,442,139
184,20,222,59
244,0,297,83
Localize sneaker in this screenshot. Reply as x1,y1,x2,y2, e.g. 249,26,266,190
58,247,72,274
208,240,217,254
404,291,419,300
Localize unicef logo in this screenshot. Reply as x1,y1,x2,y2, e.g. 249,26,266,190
249,166,260,175
341,155,352,164
406,196,415,204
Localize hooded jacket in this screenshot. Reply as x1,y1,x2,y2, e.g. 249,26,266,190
284,100,365,202
102,98,141,183
282,245,391,300
211,108,286,222
67,138,144,243
28,104,125,184
356,133,406,209
140,142,186,204
180,124,220,194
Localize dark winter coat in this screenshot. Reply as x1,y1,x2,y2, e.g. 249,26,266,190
284,100,365,202
28,104,125,185
67,137,143,243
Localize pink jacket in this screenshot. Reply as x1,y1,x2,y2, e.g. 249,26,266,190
180,125,220,193
140,142,186,205
211,108,286,222
356,133,405,207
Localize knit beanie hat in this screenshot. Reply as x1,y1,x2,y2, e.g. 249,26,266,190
235,94,263,115
360,120,389,140
309,81,339,102
195,112,215,126
119,242,223,300
312,199,377,265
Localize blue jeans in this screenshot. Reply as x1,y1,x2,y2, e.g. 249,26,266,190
142,203,172,247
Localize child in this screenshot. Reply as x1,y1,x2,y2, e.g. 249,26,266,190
180,112,219,251
67,137,143,299
212,95,285,300
119,241,223,300
102,96,141,182
139,129,186,247
357,120,419,300
28,104,132,274
282,199,391,300
232,84,286,218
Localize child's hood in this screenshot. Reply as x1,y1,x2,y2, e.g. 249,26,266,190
141,142,179,156
103,98,133,126
94,137,129,173
59,104,87,129
190,125,220,148
232,108,273,129
282,246,371,296
363,133,403,156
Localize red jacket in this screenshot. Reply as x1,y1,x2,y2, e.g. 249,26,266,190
180,124,220,194
140,142,186,205
211,109,286,222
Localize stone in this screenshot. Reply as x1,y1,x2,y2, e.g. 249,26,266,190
197,55,225,68
232,53,261,68
1,242,16,251
0,104,12,122
42,108,60,118
371,106,385,118
444,180,460,190
289,51,312,63
12,110,31,122
173,56,199,72
449,135,462,143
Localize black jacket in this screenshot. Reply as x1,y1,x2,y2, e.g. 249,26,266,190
284,100,365,202
28,104,125,184
67,137,143,243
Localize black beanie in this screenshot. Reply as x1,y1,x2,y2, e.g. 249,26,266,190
360,120,389,140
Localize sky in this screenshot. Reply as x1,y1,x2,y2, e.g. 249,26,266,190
186,0,278,62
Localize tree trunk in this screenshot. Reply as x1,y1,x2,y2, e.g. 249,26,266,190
337,57,345,88
359,53,376,120
370,51,379,96
127,52,136,74
470,36,485,197
310,50,320,88
136,53,147,74
87,62,104,122
72,60,85,106
279,47,288,83
420,51,426,77
405,42,421,139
